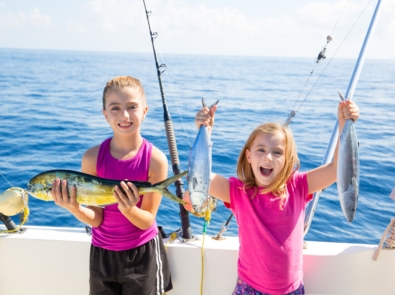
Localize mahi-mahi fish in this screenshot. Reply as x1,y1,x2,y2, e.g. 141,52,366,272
337,90,359,222
187,98,218,213
27,170,187,206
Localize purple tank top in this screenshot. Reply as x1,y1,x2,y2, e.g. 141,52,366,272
91,137,158,251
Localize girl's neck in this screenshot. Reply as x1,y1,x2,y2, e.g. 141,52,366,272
110,134,144,160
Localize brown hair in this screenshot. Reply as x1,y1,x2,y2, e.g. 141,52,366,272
102,76,146,110
236,122,300,207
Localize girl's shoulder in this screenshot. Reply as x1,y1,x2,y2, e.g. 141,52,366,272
81,144,101,176
288,170,307,186
150,144,167,164
148,144,168,181
229,176,244,186
84,144,101,159
287,171,310,201
228,176,248,196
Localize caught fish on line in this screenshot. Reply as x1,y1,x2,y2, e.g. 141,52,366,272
187,98,218,214
27,169,188,206
337,90,360,222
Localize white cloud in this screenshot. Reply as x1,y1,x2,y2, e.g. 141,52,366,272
67,0,145,34
133,0,390,58
0,0,392,59
0,8,51,28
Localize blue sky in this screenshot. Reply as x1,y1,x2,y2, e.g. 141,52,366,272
0,0,393,59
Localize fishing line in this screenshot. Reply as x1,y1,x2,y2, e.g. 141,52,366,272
143,4,192,149
285,0,373,126
0,172,14,188
287,1,349,121
157,49,192,148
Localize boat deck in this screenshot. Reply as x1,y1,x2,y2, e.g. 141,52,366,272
1,226,394,295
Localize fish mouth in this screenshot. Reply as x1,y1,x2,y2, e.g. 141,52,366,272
190,191,208,213
26,183,34,192
260,167,273,176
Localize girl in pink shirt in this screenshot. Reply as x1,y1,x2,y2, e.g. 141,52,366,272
184,100,359,295
51,76,172,295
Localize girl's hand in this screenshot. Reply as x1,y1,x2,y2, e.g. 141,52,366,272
390,186,395,201
114,181,141,214
338,100,360,128
182,190,195,213
195,104,218,131
51,179,80,213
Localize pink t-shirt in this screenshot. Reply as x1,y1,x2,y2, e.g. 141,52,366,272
228,172,312,295
91,137,158,251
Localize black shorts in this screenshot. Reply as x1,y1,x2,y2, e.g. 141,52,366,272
89,234,172,295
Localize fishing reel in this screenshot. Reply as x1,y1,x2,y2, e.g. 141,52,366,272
0,187,29,233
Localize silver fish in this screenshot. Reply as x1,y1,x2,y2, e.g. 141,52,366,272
337,90,359,222
188,98,218,213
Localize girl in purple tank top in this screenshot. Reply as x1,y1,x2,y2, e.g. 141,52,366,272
183,100,360,295
50,76,172,295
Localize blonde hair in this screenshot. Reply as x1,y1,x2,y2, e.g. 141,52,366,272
102,76,146,110
236,122,300,207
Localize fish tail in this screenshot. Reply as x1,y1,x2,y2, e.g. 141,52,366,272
201,97,219,108
146,170,188,204
139,186,187,205
154,170,187,189
161,188,187,204
337,89,346,101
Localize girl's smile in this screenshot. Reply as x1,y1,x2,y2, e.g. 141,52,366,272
246,132,286,187
119,122,132,129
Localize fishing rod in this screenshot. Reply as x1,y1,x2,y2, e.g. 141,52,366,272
0,213,17,231
304,0,383,236
213,213,233,240
142,0,192,239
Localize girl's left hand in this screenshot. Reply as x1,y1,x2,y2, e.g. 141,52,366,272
114,181,141,213
338,100,360,125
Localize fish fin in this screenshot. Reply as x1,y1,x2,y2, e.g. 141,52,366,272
337,89,346,101
154,171,188,204
161,188,187,205
351,177,359,193
154,170,188,189
201,97,207,108
210,100,219,108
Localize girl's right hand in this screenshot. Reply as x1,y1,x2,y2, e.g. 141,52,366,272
195,104,218,131
182,190,195,213
51,179,81,213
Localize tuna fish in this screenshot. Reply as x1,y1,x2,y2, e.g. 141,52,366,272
187,98,218,213
27,170,187,206
337,90,359,222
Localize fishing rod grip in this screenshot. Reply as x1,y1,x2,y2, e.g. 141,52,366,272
164,120,180,166
0,213,17,231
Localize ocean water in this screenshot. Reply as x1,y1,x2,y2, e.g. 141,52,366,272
0,48,394,245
